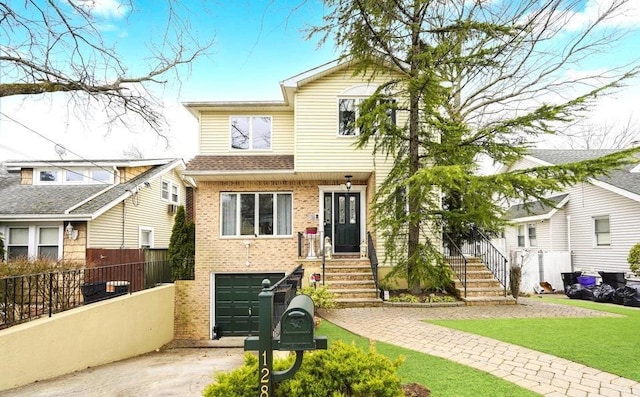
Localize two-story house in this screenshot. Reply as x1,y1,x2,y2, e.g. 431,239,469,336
178,59,403,339
500,149,640,292
0,158,194,264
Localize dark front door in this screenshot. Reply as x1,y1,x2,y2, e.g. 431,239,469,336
333,193,360,252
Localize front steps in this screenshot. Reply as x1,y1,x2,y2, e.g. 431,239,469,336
315,256,382,308
449,256,516,306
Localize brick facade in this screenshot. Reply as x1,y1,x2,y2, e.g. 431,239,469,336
175,179,340,340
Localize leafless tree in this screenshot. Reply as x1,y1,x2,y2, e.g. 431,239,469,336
556,115,640,149
122,144,145,159
0,0,213,135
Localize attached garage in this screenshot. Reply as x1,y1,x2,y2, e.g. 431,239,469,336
211,272,285,338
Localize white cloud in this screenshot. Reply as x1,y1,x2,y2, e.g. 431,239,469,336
74,0,130,20
564,0,640,30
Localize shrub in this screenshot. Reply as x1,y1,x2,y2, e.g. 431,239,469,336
203,341,404,397
299,285,336,309
628,242,640,276
389,293,420,303
167,205,195,280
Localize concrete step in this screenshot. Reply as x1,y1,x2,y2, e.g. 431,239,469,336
463,296,517,306
324,265,373,273
325,272,374,281
456,270,496,280
334,297,383,308
462,287,507,297
325,280,377,289
455,279,501,289
329,288,379,299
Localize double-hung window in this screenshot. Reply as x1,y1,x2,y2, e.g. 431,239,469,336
517,224,525,248
594,216,611,246
37,227,59,259
230,116,272,150
162,180,179,203
8,227,29,259
221,192,292,237
517,223,538,248
338,98,396,136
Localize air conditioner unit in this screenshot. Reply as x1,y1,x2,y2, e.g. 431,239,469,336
167,204,178,214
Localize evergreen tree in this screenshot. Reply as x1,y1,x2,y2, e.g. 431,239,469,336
168,206,195,280
310,0,640,292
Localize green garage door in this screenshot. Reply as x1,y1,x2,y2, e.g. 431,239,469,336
214,273,284,337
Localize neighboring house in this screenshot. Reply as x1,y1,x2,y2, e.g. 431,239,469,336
500,149,640,291
178,59,402,340
0,158,194,263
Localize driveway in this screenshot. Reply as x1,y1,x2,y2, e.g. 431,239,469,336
0,347,245,397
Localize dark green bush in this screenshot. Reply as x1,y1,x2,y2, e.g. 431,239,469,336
203,341,404,397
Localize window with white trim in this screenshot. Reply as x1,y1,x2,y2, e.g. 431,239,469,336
527,223,537,247
8,227,29,259
38,227,60,259
517,224,525,248
338,98,396,136
35,167,113,185
6,225,62,260
230,116,272,150
162,180,179,203
594,216,611,246
221,192,292,237
139,227,154,248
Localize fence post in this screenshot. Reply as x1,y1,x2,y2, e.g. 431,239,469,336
48,273,53,318
258,279,274,397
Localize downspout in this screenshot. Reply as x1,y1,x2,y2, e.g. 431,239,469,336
567,215,573,271
121,200,125,249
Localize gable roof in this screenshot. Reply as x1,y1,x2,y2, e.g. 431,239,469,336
0,158,187,221
523,149,640,202
506,194,569,222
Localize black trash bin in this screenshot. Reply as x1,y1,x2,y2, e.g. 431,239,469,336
561,272,582,291
598,272,626,289
81,282,107,304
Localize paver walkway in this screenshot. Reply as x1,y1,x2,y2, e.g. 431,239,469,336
321,297,640,397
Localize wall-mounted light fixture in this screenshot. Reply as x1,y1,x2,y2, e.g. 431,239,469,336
65,222,78,240
345,175,352,192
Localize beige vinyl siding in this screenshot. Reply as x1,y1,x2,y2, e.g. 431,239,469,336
88,169,186,249
199,111,294,155
294,66,406,173
566,182,640,273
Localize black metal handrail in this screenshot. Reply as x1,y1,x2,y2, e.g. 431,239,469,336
269,265,303,335
367,232,379,292
456,227,508,297
0,260,171,330
443,232,467,298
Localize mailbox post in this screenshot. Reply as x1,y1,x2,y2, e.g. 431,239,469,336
244,279,327,397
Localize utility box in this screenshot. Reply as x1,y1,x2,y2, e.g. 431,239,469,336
279,294,316,351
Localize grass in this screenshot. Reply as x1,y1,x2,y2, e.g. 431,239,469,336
318,320,539,397
428,297,640,381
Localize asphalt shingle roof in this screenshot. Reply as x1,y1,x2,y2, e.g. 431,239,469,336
186,155,294,172
0,159,180,218
526,149,640,197
506,194,568,220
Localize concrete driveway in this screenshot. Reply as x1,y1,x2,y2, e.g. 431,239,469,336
0,347,245,397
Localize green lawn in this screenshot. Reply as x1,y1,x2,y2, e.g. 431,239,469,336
318,321,539,397
428,298,640,381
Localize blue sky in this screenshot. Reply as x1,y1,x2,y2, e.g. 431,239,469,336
0,0,639,161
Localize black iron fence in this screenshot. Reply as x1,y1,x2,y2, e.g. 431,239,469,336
0,260,171,330
270,265,304,336
367,232,379,291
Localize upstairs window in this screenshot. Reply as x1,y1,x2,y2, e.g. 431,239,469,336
38,170,59,182
338,98,396,137
230,116,272,150
594,216,611,246
162,180,179,204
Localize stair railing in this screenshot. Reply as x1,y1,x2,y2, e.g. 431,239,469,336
458,227,508,297
367,232,379,292
443,232,467,298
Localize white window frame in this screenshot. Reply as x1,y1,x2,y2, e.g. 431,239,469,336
229,115,272,150
220,192,293,238
594,216,611,247
34,167,113,185
5,224,63,260
139,227,154,249
161,180,179,204
337,97,397,137
34,169,60,184
516,222,537,248
37,226,61,259
517,224,525,248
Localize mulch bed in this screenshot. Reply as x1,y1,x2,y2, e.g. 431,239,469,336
402,382,431,397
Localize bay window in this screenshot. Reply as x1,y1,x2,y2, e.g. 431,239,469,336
221,192,292,237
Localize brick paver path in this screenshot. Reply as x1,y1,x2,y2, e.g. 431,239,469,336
320,298,640,396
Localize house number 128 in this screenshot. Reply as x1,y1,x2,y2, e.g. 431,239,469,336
260,351,270,397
